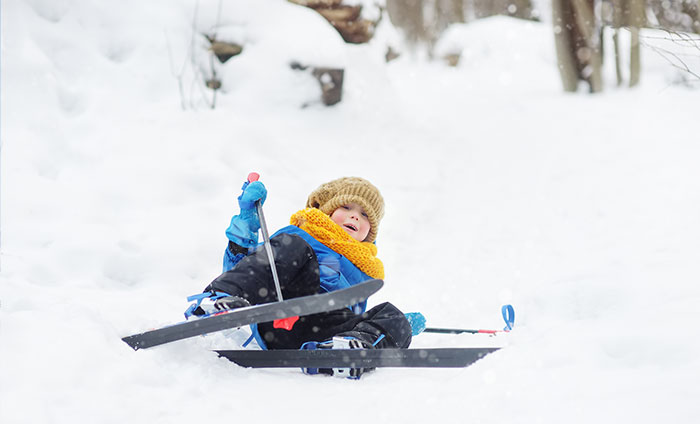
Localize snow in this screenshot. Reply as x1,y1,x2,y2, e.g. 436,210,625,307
2,1,700,423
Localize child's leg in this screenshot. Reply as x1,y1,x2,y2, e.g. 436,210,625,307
206,233,320,304
334,302,413,349
256,308,353,349
259,302,412,349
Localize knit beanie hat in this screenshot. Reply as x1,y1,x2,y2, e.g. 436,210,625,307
306,177,385,243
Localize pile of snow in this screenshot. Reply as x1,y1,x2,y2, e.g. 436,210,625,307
2,1,699,423
433,17,559,90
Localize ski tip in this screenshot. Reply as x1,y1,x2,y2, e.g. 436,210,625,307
122,335,142,351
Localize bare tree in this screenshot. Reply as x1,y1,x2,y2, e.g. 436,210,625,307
386,0,536,49
640,28,700,83
471,0,535,19
434,0,465,37
552,0,603,92
554,0,699,92
648,0,700,34
386,0,428,45
611,0,646,87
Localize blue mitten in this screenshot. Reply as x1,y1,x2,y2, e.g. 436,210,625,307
237,181,267,211
404,312,426,336
225,180,267,248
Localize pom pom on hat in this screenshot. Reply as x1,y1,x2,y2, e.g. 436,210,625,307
306,177,384,243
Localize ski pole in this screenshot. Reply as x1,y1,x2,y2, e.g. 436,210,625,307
423,305,515,335
247,172,284,303
423,328,507,335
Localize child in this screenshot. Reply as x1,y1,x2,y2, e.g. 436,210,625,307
193,176,412,374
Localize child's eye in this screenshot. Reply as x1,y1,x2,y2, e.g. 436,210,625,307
362,212,368,218
341,205,350,210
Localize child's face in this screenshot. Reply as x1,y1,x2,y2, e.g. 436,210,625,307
330,203,371,242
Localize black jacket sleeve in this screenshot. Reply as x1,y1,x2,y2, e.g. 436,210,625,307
205,233,320,305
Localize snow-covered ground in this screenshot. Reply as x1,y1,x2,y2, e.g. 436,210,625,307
2,1,699,423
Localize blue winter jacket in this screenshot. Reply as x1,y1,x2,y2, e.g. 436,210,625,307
224,224,370,314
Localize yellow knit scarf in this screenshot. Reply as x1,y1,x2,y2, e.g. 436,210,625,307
290,208,384,279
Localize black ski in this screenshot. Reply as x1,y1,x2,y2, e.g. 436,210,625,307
122,279,383,351
214,347,500,368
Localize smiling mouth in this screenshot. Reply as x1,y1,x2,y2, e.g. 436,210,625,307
344,223,357,232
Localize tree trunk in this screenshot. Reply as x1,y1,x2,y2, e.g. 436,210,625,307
552,0,580,91
611,0,624,85
613,29,623,85
571,0,603,92
628,0,646,87
386,0,426,44
553,0,604,92
432,0,466,48
629,26,641,86
436,0,464,24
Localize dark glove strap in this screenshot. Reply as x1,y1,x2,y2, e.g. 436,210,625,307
228,240,249,256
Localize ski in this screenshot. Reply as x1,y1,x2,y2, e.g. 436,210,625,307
214,347,500,368
122,279,383,351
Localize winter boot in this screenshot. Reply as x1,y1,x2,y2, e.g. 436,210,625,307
300,336,375,379
184,291,251,319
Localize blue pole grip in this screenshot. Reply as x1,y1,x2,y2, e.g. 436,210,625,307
501,304,515,331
